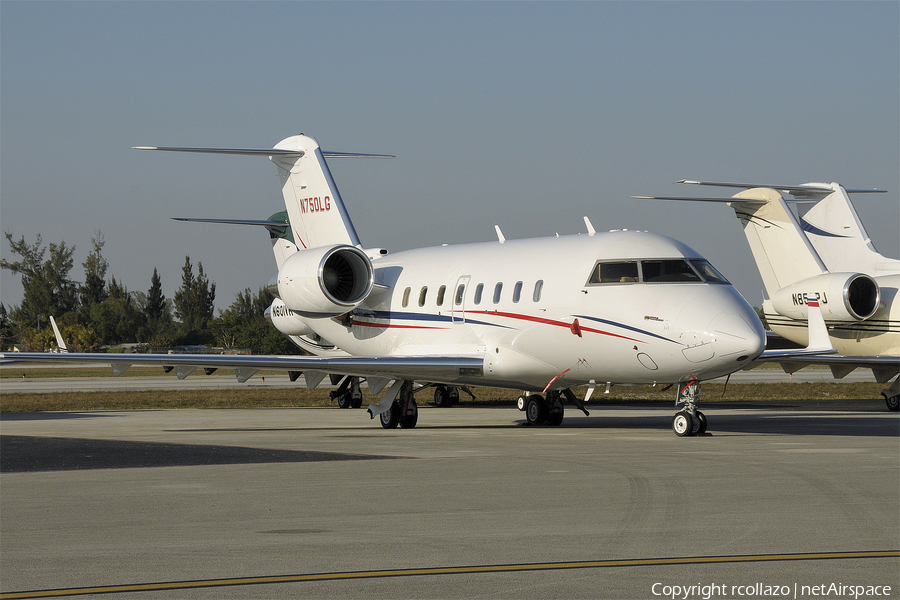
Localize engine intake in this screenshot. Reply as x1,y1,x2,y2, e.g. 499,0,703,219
277,245,374,317
770,272,880,322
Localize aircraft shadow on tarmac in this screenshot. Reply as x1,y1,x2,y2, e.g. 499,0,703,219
0,436,398,474
0,411,119,422
554,412,899,437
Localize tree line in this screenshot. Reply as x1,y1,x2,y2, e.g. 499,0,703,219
0,232,297,355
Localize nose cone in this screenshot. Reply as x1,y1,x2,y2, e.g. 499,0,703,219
674,286,766,379
710,310,766,368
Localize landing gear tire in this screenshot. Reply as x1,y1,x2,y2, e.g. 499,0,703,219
399,399,418,429
336,394,352,409
350,389,363,409
525,395,547,426
695,410,707,435
434,385,451,408
884,392,899,412
517,394,527,411
448,386,460,405
546,400,564,427
380,401,401,429
673,411,694,437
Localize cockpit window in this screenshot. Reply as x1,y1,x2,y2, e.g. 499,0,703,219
589,261,639,284
641,260,702,283
689,259,730,284
587,258,729,285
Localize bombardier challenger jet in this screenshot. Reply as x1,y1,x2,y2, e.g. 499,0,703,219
3,134,770,436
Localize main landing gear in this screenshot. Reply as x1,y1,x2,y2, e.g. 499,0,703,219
672,380,707,437
432,385,476,407
330,376,363,409
379,381,418,429
517,389,590,427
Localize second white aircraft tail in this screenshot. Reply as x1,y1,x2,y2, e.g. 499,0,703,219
726,187,827,297
794,184,899,276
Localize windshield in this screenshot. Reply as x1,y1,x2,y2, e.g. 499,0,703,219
587,258,730,285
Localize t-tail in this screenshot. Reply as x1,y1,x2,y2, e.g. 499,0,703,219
137,134,393,266
791,183,899,277
635,181,886,324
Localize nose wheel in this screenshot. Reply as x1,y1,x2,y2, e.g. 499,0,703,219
672,380,707,436
672,409,707,436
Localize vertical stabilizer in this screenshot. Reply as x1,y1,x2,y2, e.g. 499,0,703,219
796,184,899,276
270,135,362,250
728,188,826,296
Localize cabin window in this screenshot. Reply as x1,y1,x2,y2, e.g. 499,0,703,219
418,286,428,307
436,285,446,306
513,281,523,303
589,261,639,284
493,282,503,304
402,287,411,307
474,283,484,305
641,259,702,283
455,283,465,306
533,280,543,302
689,259,730,284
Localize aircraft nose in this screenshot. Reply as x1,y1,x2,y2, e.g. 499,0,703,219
710,310,766,367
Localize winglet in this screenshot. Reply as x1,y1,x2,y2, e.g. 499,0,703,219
49,316,68,353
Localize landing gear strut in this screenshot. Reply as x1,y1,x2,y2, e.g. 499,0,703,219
672,380,706,437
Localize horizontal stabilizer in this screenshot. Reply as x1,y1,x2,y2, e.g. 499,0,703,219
134,146,393,159
676,180,885,198
633,195,761,204
172,217,289,234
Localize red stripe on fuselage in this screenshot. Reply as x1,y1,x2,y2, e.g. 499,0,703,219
350,312,644,342
466,311,644,343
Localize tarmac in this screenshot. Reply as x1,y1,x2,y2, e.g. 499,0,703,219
1,402,898,599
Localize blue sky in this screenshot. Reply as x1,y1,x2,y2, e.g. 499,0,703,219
2,1,897,312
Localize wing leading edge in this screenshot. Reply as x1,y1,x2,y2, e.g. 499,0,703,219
0,352,485,386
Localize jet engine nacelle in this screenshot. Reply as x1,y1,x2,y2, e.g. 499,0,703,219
276,245,374,318
265,297,314,336
770,272,880,322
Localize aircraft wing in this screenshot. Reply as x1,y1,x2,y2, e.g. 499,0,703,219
0,352,484,386
754,353,898,368
751,353,899,384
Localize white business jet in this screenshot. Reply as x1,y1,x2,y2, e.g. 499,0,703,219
638,180,899,410
2,135,768,436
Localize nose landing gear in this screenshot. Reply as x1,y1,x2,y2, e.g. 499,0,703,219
672,380,707,437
